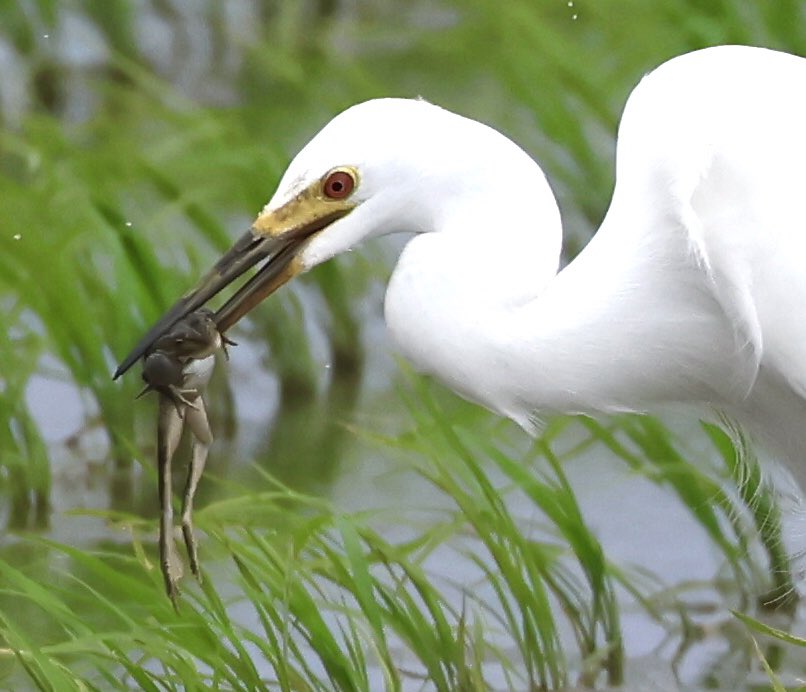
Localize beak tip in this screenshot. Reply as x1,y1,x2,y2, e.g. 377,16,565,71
113,355,139,380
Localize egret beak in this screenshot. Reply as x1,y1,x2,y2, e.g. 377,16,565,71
114,181,356,379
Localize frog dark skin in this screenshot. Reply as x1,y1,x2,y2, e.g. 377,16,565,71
139,308,235,410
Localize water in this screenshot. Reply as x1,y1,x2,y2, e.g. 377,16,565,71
16,320,806,689
4,2,806,687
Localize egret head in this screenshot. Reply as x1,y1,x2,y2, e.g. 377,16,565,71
260,97,546,264
115,98,544,378
254,98,449,270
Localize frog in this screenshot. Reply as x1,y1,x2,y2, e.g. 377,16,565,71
139,308,234,410
137,308,235,605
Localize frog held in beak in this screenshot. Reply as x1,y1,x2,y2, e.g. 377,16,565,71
114,165,359,379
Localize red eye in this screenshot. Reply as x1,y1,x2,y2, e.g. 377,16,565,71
323,169,355,199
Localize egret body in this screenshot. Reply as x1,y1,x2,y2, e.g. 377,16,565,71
118,46,806,485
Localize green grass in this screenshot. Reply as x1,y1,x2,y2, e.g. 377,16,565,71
0,383,795,689
1,0,805,688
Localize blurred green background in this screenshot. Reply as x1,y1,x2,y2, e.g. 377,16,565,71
1,0,805,689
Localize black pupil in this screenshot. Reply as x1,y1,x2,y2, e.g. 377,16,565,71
331,180,343,191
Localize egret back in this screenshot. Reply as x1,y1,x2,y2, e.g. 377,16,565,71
612,46,806,479
388,46,806,477
618,46,806,397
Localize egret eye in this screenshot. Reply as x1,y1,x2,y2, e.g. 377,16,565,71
322,169,356,200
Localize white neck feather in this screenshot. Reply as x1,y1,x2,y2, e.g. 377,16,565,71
385,170,751,433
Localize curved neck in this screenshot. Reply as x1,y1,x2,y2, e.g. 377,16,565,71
387,197,750,432
498,207,752,427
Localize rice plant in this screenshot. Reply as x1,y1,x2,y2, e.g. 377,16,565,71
0,378,797,688
1,0,805,688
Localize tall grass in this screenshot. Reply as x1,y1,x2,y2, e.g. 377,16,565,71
0,0,805,688
0,379,794,688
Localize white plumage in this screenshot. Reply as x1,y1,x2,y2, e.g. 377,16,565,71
267,46,806,481
122,45,806,486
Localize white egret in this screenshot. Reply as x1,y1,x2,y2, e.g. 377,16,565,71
117,45,806,486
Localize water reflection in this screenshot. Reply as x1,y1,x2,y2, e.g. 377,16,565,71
254,364,363,491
